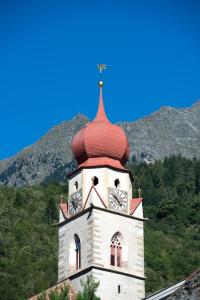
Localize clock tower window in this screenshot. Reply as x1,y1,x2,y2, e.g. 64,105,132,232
110,232,122,267
118,285,121,294
74,181,78,191
114,178,120,188
92,176,99,186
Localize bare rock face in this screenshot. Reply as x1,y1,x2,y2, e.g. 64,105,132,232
0,114,88,187
120,100,200,164
1,101,200,187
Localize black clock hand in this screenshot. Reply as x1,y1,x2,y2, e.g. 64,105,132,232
71,199,77,209
112,193,122,206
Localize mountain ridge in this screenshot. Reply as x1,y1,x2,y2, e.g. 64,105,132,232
1,100,200,187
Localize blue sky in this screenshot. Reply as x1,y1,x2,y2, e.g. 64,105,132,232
0,0,200,159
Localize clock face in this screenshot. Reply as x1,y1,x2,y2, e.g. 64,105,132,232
69,190,82,216
108,188,128,212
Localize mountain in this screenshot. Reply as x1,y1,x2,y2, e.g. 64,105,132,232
0,115,88,187
121,100,200,163
1,100,200,187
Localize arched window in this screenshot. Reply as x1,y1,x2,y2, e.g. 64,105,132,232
92,176,99,186
69,234,81,272
114,178,120,188
74,181,78,191
110,232,122,267
75,234,81,270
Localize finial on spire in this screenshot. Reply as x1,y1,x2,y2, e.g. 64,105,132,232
138,187,142,198
97,64,107,87
60,194,64,204
95,64,109,123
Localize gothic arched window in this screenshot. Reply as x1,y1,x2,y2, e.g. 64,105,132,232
110,232,122,267
69,234,81,272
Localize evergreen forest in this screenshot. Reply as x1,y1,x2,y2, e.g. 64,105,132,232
0,156,200,299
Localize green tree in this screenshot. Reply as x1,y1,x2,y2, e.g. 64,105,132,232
14,190,24,206
37,277,100,300
76,276,100,300
45,196,58,223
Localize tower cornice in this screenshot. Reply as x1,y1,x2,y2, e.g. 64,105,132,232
58,265,146,284
67,164,133,181
57,204,148,228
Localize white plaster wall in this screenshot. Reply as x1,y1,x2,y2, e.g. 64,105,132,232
82,168,107,205
58,208,144,295
91,209,144,278
133,202,143,219
69,167,133,210
86,187,105,208
58,211,93,282
71,269,145,300
68,170,82,196
59,209,65,223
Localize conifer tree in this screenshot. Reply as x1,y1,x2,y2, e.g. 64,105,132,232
45,196,58,223
76,276,100,300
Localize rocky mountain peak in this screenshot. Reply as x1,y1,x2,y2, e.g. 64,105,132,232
1,100,200,187
191,99,200,110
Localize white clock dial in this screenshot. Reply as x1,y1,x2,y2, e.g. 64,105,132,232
69,190,82,216
108,188,128,212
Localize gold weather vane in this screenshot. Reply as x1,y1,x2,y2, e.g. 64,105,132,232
97,64,107,86
97,64,107,74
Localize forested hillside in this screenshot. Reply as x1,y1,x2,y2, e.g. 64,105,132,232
129,156,200,293
0,156,200,299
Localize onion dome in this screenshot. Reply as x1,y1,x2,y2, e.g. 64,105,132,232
71,81,130,170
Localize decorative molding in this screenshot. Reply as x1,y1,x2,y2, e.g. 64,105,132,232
93,186,107,208
83,185,93,210
67,165,133,181
58,265,146,283
57,205,148,227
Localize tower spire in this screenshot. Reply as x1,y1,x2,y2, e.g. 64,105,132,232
138,187,142,198
95,64,109,123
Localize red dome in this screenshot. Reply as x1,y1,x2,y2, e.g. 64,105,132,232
71,86,130,170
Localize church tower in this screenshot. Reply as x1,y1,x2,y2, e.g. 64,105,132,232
58,73,145,299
